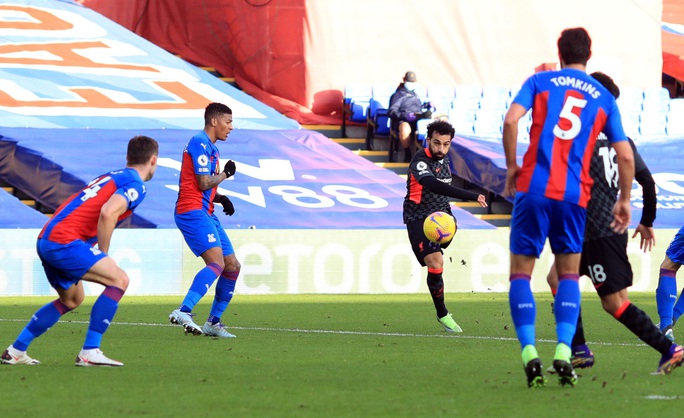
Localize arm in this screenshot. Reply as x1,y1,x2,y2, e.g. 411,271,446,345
419,176,487,206
195,160,236,191
97,193,129,254
502,103,527,197
196,172,228,191
631,146,656,251
610,140,635,234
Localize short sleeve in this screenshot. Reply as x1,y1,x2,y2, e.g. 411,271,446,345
186,137,214,175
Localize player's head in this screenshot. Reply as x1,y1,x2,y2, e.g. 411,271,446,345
204,102,234,141
590,71,620,99
426,119,455,160
204,102,232,125
126,135,159,181
557,27,591,67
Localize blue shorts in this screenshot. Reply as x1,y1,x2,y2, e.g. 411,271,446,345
175,210,234,257
509,192,586,257
37,238,107,290
666,225,684,265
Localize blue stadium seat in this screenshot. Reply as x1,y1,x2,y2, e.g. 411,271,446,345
666,100,684,136
343,84,372,122
365,84,395,149
639,110,668,137
479,86,510,111
427,84,455,115
621,110,641,137
448,108,476,134
473,109,504,136
341,84,372,137
642,87,670,113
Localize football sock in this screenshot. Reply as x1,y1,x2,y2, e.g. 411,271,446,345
615,301,673,355
427,268,448,318
655,269,677,330
509,274,535,348
84,286,125,350
672,286,684,326
571,309,587,347
521,344,539,364
555,275,580,347
208,270,238,324
13,299,71,351
180,262,222,313
554,342,572,362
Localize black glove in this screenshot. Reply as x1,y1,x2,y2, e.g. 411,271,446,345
420,110,433,120
219,195,235,216
223,160,236,178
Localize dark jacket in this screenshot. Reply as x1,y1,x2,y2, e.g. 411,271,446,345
388,84,423,122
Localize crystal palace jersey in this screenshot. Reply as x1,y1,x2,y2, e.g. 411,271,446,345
38,168,146,245
403,147,453,224
585,137,645,241
175,131,220,215
512,68,627,208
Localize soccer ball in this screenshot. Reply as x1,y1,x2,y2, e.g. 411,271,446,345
423,211,457,244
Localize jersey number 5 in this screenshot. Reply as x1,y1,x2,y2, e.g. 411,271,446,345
553,96,588,140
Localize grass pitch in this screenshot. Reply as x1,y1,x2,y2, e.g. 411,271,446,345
1,293,683,417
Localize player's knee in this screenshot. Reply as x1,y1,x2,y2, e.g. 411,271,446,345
113,270,130,291
61,294,84,310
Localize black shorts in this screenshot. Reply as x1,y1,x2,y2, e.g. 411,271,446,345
406,218,452,266
580,234,632,297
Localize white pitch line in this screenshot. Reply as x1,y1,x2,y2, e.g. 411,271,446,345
0,317,650,347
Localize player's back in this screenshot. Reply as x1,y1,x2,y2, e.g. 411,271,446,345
39,168,144,245
512,68,625,207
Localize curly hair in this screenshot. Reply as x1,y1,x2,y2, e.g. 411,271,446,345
426,119,455,140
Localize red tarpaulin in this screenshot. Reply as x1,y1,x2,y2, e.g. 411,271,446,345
80,0,664,124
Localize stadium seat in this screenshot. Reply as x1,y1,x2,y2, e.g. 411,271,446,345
666,115,684,136
364,84,395,149
667,97,684,114
666,100,684,136
448,108,476,134
473,110,504,136
427,84,455,116
616,87,643,114
342,84,372,137
344,84,372,121
639,111,668,137
479,86,510,111
621,110,640,138
641,87,670,113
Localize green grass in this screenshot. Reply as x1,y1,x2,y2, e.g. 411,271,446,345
1,293,683,417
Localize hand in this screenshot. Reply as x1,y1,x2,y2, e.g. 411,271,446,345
406,112,417,122
476,194,488,208
610,199,631,234
504,165,520,197
219,195,235,216
421,110,433,120
223,160,236,178
632,224,655,252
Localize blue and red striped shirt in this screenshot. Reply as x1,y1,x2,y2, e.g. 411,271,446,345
39,168,146,245
512,68,626,208
175,131,220,215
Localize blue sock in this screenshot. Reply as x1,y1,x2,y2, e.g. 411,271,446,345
180,263,222,313
83,286,124,350
509,275,535,348
555,275,580,347
208,271,238,324
656,269,677,329
13,300,70,351
673,287,684,325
